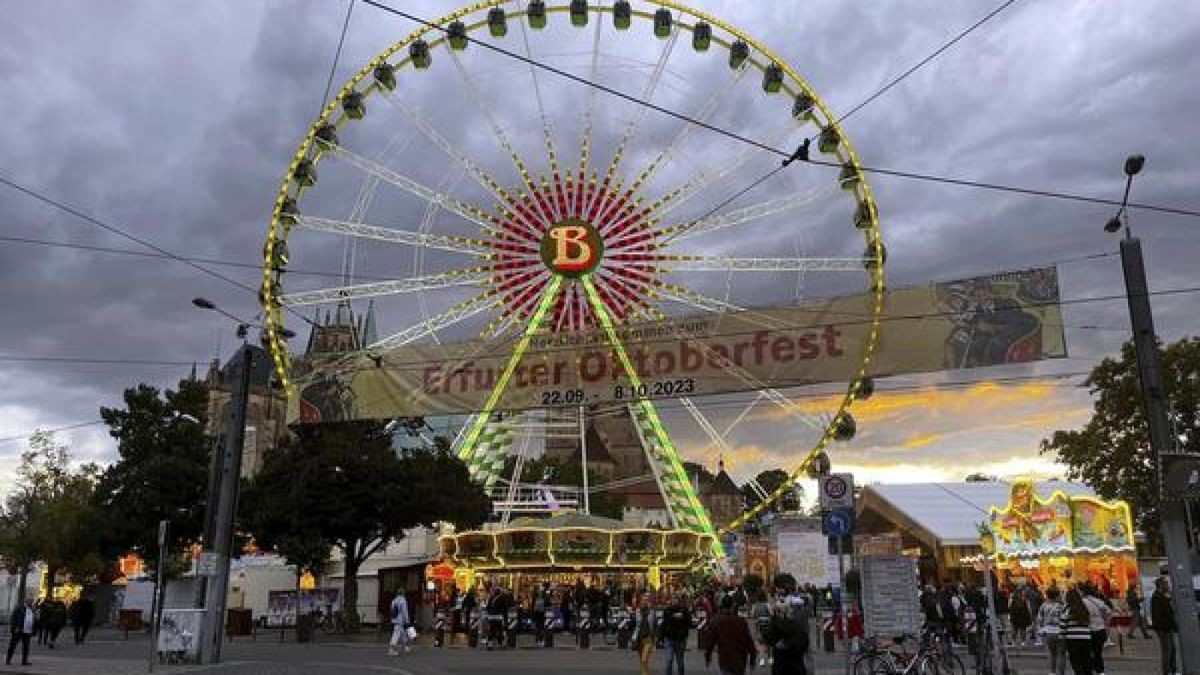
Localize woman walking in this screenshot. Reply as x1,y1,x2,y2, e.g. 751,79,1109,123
1062,589,1094,675
1009,592,1032,647
1036,586,1066,675
1081,584,1111,675
633,598,658,675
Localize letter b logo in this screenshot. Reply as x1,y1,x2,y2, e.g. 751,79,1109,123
541,219,602,277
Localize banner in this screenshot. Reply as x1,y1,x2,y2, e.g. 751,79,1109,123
290,266,1066,422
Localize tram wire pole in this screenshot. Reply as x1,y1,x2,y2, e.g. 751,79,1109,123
1107,155,1200,673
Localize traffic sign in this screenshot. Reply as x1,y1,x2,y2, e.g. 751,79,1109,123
822,508,855,537
819,473,855,510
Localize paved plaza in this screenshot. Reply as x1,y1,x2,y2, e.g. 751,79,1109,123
0,628,1168,675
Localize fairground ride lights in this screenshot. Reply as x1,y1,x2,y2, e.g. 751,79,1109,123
419,326,847,395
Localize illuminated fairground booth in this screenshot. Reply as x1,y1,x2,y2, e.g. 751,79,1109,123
970,480,1137,595
438,513,716,595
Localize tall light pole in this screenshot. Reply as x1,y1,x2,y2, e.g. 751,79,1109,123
1105,155,1200,672
191,298,293,663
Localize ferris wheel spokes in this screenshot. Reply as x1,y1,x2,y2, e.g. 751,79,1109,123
292,215,493,257
446,48,553,223
657,255,866,273
599,20,681,191
659,187,829,243
320,142,500,234
279,267,496,307
627,61,751,199
370,292,500,350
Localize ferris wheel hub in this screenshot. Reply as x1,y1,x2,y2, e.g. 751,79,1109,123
540,218,604,277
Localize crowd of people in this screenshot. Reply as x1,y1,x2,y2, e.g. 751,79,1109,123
917,571,1182,675
5,594,96,666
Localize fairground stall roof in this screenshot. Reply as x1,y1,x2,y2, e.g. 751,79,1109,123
438,513,716,572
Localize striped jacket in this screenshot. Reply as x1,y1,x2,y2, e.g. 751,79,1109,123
1060,607,1092,641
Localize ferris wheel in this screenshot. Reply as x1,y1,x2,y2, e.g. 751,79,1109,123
261,0,885,547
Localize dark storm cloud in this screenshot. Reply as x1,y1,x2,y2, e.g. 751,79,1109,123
1,0,1198,480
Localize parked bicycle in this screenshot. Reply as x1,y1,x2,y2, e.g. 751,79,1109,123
852,629,964,675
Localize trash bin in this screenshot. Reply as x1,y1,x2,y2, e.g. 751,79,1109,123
296,613,316,643
118,609,143,637
226,608,253,639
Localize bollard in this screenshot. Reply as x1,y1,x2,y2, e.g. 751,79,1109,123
822,618,835,653
617,612,633,650
544,619,555,648
468,612,480,649
507,612,518,650
434,614,446,648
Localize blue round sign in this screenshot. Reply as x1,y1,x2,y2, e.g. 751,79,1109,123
823,509,853,537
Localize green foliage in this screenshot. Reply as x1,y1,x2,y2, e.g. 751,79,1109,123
741,468,797,513
243,421,491,628
1041,337,1200,539
95,378,211,570
0,432,104,595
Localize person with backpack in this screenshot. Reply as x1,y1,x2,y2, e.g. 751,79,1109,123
762,597,810,675
1062,588,1095,675
388,589,412,656
1150,577,1177,675
1037,586,1066,675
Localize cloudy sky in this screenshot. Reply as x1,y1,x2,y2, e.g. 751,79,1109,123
2,0,1198,497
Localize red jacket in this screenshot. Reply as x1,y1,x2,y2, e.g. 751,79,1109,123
705,612,757,675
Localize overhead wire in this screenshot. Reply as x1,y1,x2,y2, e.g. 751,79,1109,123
357,0,1200,220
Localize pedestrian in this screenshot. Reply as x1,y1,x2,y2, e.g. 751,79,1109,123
1008,592,1031,647
1149,577,1177,675
633,598,658,675
42,600,66,649
1062,588,1094,675
705,596,756,675
6,599,35,666
532,582,549,647
388,589,412,656
1125,584,1151,639
994,585,1010,645
660,594,692,675
1081,583,1111,675
485,585,506,650
69,594,96,644
33,599,46,646
1036,586,1066,675
762,596,809,675
461,585,478,645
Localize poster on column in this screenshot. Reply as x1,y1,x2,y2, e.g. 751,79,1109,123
288,266,1066,422
775,531,838,588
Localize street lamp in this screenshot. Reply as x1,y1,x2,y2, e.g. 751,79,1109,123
190,297,292,664
1104,154,1200,672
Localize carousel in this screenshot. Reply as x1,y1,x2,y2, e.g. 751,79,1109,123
438,512,716,596
968,480,1138,596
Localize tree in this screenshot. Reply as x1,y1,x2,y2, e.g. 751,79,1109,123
0,431,103,600
1041,337,1200,539
741,469,798,513
95,378,211,571
243,422,490,629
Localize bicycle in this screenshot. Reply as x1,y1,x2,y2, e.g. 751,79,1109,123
850,633,942,675
312,609,346,635
923,625,967,675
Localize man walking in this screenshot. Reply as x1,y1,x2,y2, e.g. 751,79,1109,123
1150,577,1177,675
388,589,412,656
705,596,757,675
6,599,35,666
1125,584,1151,639
660,594,693,675
69,594,96,644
